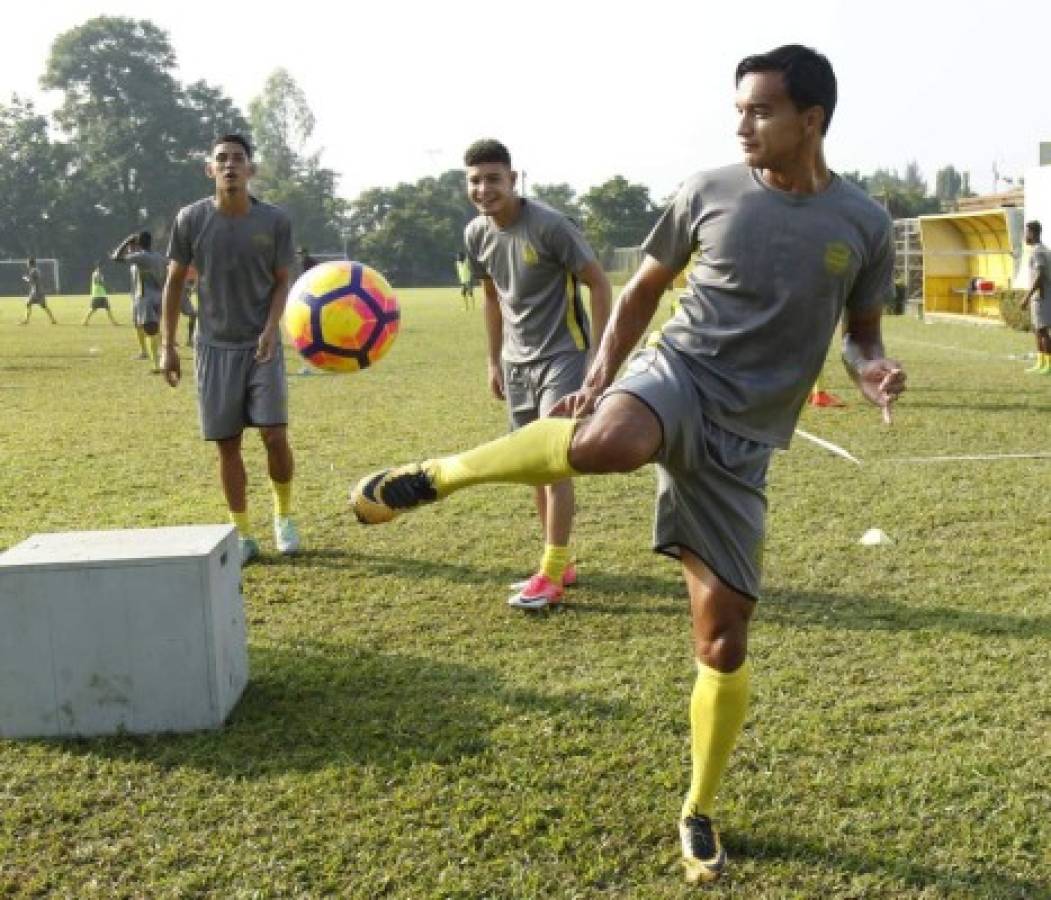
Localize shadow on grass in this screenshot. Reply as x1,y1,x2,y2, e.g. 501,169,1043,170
762,588,1051,641
728,828,1048,898
261,548,687,605
53,641,629,779
258,550,1047,636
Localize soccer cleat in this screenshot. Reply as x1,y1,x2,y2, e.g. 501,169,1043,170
509,563,577,592
239,536,260,567
809,390,845,408
350,464,438,524
507,573,564,610
274,516,301,554
680,815,727,884
680,814,727,884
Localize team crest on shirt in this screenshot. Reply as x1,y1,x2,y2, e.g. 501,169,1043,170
521,242,539,265
824,241,852,275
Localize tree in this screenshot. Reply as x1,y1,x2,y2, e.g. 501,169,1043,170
41,17,188,234
579,176,658,259
934,165,965,209
248,69,346,252
0,97,66,265
346,169,475,286
531,183,582,223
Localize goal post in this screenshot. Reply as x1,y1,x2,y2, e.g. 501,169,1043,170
0,258,61,296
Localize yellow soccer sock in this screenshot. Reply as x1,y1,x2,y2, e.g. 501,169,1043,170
682,658,751,820
230,510,252,538
271,478,293,518
147,334,160,369
1042,353,1050,370
540,544,570,583
429,417,579,498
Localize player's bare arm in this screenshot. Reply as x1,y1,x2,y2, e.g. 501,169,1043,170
553,255,676,418
841,304,907,421
578,259,612,360
481,277,504,400
256,267,291,363
160,261,189,387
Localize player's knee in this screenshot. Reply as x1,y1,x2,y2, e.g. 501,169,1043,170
571,417,654,474
693,621,749,673
259,427,288,453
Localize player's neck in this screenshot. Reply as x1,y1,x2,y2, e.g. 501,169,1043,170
490,196,524,229
215,188,251,216
759,150,831,195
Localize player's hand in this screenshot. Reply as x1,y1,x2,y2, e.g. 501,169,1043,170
255,327,278,363
858,358,906,424
488,363,505,401
550,386,601,419
160,346,181,388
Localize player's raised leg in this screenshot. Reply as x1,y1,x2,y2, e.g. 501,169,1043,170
350,392,660,523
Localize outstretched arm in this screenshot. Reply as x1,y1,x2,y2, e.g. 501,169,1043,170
841,304,907,423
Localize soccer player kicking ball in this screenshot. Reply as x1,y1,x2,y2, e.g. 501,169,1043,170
460,139,611,609
351,45,906,882
160,133,301,566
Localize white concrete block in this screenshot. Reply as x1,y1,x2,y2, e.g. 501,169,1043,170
0,525,247,738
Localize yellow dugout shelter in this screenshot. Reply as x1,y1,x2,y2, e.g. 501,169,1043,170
917,208,1024,321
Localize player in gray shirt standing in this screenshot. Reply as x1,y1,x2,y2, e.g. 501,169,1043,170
463,139,611,609
18,257,57,325
351,46,906,883
112,231,167,372
160,133,300,565
1020,220,1051,374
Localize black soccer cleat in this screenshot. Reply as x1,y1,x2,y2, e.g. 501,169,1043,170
350,464,438,524
679,814,727,884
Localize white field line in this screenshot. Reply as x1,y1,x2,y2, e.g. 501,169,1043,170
793,429,863,466
881,452,1051,464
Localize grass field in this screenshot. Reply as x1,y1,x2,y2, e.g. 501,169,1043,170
1,291,1049,898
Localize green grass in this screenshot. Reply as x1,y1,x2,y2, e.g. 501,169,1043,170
1,292,1049,898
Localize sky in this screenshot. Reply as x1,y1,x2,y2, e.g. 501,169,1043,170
4,0,1050,205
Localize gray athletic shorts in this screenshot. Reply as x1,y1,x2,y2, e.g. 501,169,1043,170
133,295,161,328
604,346,772,600
1031,298,1050,330
26,295,47,307
194,342,288,441
504,351,586,431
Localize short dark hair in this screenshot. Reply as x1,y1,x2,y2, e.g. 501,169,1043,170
464,138,512,167
1027,220,1042,238
736,44,837,134
214,133,253,159
138,231,152,250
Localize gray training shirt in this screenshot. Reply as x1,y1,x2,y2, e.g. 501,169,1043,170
465,199,596,365
168,197,295,349
124,251,167,306
645,164,893,449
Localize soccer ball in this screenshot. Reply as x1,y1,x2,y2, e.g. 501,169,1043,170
284,261,400,373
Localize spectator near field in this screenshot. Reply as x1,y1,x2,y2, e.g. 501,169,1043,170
160,133,300,566
350,45,906,884
455,250,475,310
1021,220,1051,374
